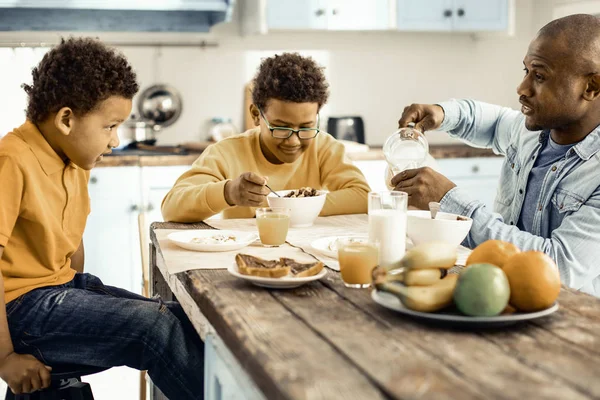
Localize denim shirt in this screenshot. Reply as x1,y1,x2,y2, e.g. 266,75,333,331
437,99,600,297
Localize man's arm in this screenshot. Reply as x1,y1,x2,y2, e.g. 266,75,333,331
70,240,84,273
441,187,600,292
0,246,52,394
437,99,524,156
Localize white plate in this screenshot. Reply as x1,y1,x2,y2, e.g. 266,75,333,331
227,263,328,289
310,235,369,259
168,230,257,252
371,290,559,328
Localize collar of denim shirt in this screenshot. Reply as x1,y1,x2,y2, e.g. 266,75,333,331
537,124,600,161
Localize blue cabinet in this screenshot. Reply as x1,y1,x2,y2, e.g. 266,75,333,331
397,0,509,32
267,0,328,29
267,0,391,30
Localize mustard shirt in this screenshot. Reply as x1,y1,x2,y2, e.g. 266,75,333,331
0,122,89,303
162,129,371,222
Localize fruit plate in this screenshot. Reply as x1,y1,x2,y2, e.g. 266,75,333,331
168,230,258,252
371,290,559,328
227,263,328,289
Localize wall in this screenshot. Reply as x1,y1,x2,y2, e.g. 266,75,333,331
0,0,559,146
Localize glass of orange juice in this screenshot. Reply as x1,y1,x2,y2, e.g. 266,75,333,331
256,207,290,247
336,237,379,288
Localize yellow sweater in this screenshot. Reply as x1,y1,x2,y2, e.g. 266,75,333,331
162,129,370,222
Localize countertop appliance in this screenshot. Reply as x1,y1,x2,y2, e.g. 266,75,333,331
327,116,365,144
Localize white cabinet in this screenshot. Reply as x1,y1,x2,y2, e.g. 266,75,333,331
84,166,142,293
82,166,142,400
266,0,391,30
437,157,504,211
397,0,509,32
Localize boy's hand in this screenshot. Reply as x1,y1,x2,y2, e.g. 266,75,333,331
224,172,269,207
0,352,52,394
398,104,445,132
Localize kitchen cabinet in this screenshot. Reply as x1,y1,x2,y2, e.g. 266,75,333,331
82,166,142,400
436,157,504,210
84,166,143,294
266,0,391,30
396,0,509,32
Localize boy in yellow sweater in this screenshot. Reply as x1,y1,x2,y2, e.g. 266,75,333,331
162,53,370,222
0,38,203,399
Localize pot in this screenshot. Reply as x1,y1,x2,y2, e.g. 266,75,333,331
117,117,161,148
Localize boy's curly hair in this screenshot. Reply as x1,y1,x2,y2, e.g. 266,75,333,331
251,53,329,111
23,37,139,123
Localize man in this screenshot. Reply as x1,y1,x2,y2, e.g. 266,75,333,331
392,14,600,296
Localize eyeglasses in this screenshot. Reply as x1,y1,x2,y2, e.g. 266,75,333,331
259,108,320,140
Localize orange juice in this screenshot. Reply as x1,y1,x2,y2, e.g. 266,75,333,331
338,241,378,288
257,213,290,246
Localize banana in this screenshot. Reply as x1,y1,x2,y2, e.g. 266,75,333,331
372,266,446,286
393,242,457,270
376,274,458,313
402,268,447,286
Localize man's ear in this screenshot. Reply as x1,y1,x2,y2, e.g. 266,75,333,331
54,107,74,136
583,73,600,101
249,104,260,127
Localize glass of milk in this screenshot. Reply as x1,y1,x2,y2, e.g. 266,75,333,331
368,191,408,268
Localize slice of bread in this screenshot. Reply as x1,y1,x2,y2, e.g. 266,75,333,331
280,258,324,277
235,254,290,278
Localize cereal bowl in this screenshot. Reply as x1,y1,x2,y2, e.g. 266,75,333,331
267,188,327,228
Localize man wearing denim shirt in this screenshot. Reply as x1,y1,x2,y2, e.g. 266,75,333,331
392,14,600,297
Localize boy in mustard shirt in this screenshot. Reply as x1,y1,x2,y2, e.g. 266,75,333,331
162,53,370,222
0,38,203,399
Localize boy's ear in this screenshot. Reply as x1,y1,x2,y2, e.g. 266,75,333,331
249,104,260,127
55,107,74,136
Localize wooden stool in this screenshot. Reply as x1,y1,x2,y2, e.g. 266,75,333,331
5,365,108,400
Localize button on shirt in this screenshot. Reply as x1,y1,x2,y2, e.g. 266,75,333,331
517,136,576,233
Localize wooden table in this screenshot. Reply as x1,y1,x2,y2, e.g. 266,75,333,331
150,221,600,400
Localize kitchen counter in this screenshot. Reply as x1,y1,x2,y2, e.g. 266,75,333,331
97,144,499,168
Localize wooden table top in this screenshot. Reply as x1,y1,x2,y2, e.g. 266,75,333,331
150,221,600,400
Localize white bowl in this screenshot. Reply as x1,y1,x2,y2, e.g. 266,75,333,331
406,210,473,247
267,190,327,228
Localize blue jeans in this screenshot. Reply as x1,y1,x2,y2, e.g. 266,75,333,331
6,273,204,399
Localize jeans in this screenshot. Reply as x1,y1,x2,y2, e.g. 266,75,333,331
6,273,204,399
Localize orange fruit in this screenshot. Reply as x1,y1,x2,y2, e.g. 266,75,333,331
466,240,521,269
502,251,561,312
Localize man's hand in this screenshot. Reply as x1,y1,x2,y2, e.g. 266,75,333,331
224,172,269,207
0,352,52,394
391,167,456,210
398,104,445,132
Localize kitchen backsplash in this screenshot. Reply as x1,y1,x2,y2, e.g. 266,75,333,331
0,0,548,146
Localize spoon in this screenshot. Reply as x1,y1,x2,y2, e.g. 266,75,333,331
429,201,440,219
265,184,280,197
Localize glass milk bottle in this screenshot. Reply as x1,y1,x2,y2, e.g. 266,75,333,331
368,191,408,268
383,126,429,175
